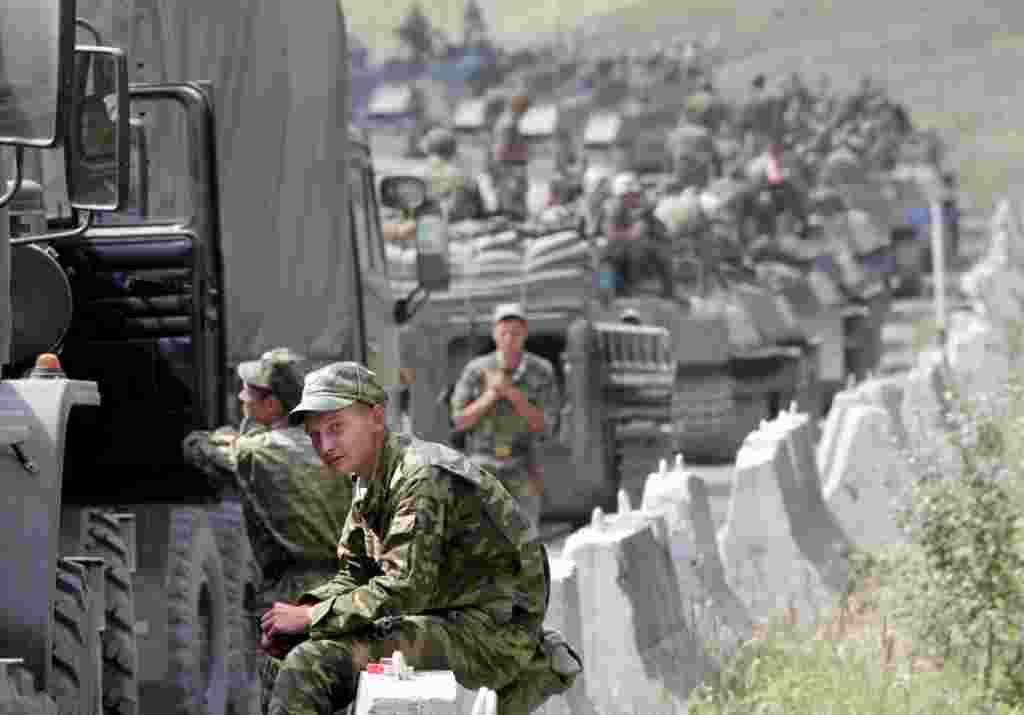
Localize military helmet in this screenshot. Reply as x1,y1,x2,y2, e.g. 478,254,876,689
583,165,614,197
421,126,457,159
611,171,641,198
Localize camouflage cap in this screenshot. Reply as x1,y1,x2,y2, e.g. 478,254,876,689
493,302,526,323
236,348,307,413
288,361,388,425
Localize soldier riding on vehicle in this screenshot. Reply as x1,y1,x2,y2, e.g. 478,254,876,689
598,171,676,300
490,90,532,219
421,126,483,222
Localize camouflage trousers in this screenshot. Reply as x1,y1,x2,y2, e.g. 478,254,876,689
253,569,341,715
267,608,574,715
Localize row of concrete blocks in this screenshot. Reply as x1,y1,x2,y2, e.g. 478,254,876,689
372,349,959,715
533,345,962,715
365,211,1003,715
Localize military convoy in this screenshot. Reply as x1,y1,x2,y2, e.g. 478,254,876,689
378,52,958,519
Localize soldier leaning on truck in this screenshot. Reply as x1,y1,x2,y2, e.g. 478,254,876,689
258,362,580,715
181,348,353,712
450,303,559,530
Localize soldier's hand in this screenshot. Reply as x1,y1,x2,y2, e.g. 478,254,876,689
482,368,507,394
260,602,314,638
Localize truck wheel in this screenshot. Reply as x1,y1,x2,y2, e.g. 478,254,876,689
168,507,230,715
82,510,139,715
208,499,259,715
0,660,59,715
50,559,89,715
232,538,263,715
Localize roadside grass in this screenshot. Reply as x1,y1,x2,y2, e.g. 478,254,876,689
691,349,1024,714
690,539,1024,715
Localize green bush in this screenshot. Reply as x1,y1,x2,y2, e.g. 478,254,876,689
884,373,1024,705
691,358,1024,712
688,617,999,714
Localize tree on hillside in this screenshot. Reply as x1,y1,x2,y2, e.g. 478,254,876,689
463,0,489,48
395,2,435,63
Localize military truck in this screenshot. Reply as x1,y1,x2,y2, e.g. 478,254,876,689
1,2,424,715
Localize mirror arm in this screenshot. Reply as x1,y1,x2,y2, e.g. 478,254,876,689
394,284,431,324
10,209,93,246
74,18,104,45
0,146,25,210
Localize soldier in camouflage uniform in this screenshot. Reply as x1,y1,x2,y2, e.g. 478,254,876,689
489,91,532,219
261,362,580,715
451,304,559,529
182,348,353,713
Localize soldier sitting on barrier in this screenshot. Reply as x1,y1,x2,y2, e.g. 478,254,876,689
450,304,559,529
260,362,580,715
182,348,353,714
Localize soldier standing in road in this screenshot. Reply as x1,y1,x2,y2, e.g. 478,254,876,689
261,362,580,715
450,304,558,529
182,348,353,714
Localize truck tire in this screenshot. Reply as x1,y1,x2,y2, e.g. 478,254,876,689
0,662,60,715
233,537,263,715
50,559,89,715
82,510,139,715
167,507,230,715
209,498,261,715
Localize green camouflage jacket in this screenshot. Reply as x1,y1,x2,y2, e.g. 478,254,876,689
450,352,558,471
183,423,352,602
300,432,548,640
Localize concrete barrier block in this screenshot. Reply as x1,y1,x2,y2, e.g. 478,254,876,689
948,314,1013,399
901,349,958,476
823,404,910,549
777,408,852,594
816,392,853,490
686,476,754,646
536,558,598,715
853,375,909,450
639,462,704,600
818,373,908,483
641,457,753,648
562,508,709,715
718,421,830,621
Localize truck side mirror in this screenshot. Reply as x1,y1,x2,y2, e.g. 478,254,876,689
379,174,427,213
0,0,76,148
380,174,450,323
65,45,130,211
